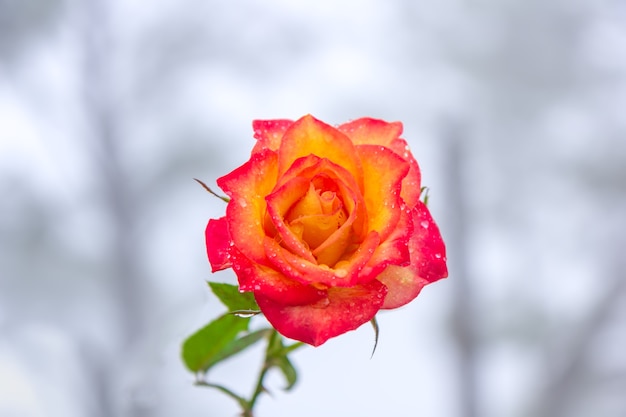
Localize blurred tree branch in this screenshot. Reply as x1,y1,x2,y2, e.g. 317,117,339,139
442,118,480,417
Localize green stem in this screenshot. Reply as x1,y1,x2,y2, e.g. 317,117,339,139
244,330,279,415
199,329,306,417
195,381,248,410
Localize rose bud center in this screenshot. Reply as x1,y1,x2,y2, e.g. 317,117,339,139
284,182,348,253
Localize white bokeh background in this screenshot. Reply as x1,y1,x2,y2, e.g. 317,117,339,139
1,0,625,416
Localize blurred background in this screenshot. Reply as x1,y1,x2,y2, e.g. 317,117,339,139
1,0,625,416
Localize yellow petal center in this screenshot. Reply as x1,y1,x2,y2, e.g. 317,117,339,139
285,183,348,252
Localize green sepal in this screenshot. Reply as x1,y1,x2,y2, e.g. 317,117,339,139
370,316,380,358
182,313,250,373
208,282,259,312
194,178,230,203
420,186,430,206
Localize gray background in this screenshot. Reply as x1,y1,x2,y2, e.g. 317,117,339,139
1,0,625,416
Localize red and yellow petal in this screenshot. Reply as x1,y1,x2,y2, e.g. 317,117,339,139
217,150,278,263
255,279,388,346
290,157,368,240
338,117,403,147
230,247,326,306
356,144,409,240
377,265,430,310
389,138,422,208
278,115,363,189
265,176,317,262
205,216,232,272
264,231,380,288
358,204,412,283
378,201,447,309
251,119,293,154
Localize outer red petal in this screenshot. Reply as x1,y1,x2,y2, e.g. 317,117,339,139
251,119,293,154
378,201,448,309
256,279,388,346
412,201,448,282
278,115,363,189
217,150,278,264
338,117,403,146
230,246,326,306
205,217,232,272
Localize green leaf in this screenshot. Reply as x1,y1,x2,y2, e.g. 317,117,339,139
209,282,259,312
273,355,298,391
182,314,249,373
204,328,272,371
280,341,306,356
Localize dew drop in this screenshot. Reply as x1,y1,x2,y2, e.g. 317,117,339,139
434,253,442,259
239,200,247,208
233,311,260,318
420,220,429,229
335,269,348,278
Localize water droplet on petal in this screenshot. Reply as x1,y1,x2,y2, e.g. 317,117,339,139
420,220,429,229
335,269,348,278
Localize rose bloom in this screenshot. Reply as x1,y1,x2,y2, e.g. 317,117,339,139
206,115,447,346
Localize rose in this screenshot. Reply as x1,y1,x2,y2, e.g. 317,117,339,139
206,115,447,346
